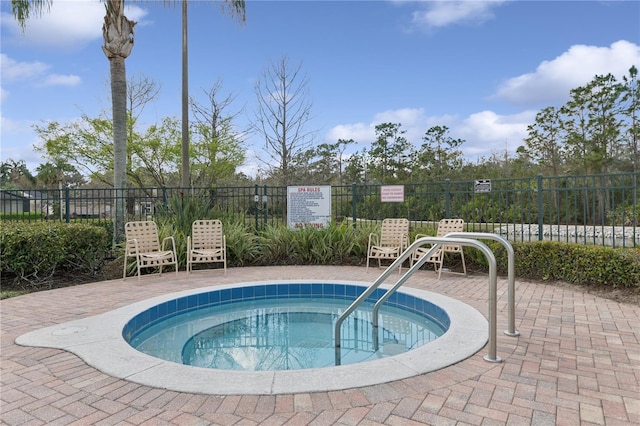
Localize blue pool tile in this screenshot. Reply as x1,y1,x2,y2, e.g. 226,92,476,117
149,305,160,322
254,285,266,298
123,282,450,347
176,297,188,312
158,302,168,317
197,292,208,307
186,295,198,309
242,286,255,300
323,283,333,296
312,283,323,296
278,284,290,297
346,286,357,297
231,287,243,301
220,289,231,303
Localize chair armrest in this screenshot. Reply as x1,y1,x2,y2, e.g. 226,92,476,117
126,238,139,255
368,232,379,247
401,234,409,249
162,236,177,254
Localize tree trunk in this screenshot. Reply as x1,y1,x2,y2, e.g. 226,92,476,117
181,1,190,189
111,55,127,245
102,0,135,246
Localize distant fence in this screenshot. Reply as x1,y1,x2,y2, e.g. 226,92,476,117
2,173,638,248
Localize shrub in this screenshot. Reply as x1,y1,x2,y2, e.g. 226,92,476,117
1,222,110,289
467,240,640,288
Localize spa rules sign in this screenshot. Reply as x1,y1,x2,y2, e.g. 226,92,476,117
287,186,332,229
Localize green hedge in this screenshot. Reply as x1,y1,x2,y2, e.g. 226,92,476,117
1,222,110,288
0,212,46,221
2,220,638,290
466,240,640,288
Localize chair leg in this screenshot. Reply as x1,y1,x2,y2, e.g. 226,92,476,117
460,250,467,277
122,254,128,280
436,252,444,280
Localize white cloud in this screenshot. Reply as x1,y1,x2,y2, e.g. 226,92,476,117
411,0,506,28
1,54,81,88
0,114,43,168
0,54,49,81
326,123,376,145
325,107,535,161
1,2,148,51
40,74,82,87
373,108,426,126
456,110,535,157
493,40,640,108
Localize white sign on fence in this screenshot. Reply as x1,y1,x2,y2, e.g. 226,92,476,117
475,179,492,193
287,186,332,229
381,185,405,202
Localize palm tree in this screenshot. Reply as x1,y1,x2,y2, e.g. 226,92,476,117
11,0,246,239
177,1,245,188
102,0,135,244
12,0,134,245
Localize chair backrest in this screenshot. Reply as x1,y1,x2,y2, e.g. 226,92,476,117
436,218,465,252
191,220,224,250
125,221,161,254
379,218,409,247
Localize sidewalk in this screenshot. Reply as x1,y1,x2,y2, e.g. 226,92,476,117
2,265,639,425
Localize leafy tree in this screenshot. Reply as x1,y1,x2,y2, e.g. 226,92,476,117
34,115,114,185
35,160,84,189
523,106,566,176
189,81,246,187
305,139,355,185
0,159,36,188
562,74,624,175
620,65,640,173
343,148,368,184
129,117,181,188
368,123,413,183
416,125,465,181
253,56,315,186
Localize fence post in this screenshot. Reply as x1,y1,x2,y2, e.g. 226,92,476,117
351,183,357,228
65,186,70,223
254,184,259,229
537,174,543,241
445,179,451,218
162,186,167,204
263,185,268,225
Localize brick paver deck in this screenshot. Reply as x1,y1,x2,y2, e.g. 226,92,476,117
1,265,639,425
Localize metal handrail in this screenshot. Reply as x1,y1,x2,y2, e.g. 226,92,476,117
444,232,519,337
334,236,502,365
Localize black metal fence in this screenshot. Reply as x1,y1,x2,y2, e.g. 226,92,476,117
2,173,638,248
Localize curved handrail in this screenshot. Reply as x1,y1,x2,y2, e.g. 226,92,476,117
334,236,502,365
444,232,519,337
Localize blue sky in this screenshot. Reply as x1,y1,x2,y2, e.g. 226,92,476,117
1,0,639,178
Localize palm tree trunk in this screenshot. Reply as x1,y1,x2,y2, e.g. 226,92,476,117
111,55,127,244
102,0,135,245
181,1,190,188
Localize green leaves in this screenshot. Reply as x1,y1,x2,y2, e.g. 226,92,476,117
1,222,110,289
